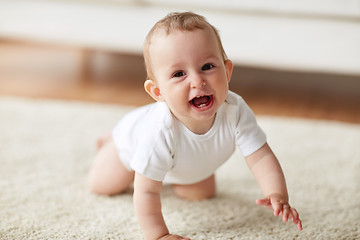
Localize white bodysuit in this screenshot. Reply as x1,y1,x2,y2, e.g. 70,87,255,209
113,91,266,184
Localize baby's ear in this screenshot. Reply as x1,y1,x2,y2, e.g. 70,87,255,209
144,80,164,102
224,59,233,83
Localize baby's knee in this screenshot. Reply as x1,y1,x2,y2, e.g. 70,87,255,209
172,175,216,201
88,178,111,196
88,171,115,196
88,140,134,196
88,172,132,196
173,186,216,201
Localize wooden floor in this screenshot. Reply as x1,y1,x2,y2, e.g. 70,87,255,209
1,40,360,123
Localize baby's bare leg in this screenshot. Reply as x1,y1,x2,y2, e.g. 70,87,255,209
172,174,216,201
89,139,134,195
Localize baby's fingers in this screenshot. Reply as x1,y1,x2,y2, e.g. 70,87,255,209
296,219,303,231
290,208,299,223
281,204,292,222
256,198,273,210
256,198,270,206
158,234,191,240
272,201,283,216
289,208,303,231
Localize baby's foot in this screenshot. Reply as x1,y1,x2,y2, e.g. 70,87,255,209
96,131,112,150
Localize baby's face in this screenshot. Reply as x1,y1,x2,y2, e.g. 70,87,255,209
149,28,232,134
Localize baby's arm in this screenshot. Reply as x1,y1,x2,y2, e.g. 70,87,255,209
133,173,191,240
245,143,302,231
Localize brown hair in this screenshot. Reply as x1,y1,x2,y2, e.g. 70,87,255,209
143,12,228,80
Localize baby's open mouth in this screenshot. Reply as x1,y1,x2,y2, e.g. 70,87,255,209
190,95,213,109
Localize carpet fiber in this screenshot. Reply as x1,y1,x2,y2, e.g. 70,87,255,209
0,97,359,240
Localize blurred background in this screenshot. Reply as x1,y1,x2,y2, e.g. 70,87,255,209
0,0,359,122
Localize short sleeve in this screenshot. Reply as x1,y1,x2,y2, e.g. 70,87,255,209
130,125,175,182
235,101,266,156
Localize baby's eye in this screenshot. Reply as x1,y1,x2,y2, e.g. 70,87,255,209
202,63,214,71
173,71,186,78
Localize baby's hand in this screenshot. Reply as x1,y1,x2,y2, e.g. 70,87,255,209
158,234,191,240
256,194,303,231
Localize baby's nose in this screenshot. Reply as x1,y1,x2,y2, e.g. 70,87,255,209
190,75,206,88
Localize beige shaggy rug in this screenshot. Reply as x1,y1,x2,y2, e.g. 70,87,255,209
0,96,359,240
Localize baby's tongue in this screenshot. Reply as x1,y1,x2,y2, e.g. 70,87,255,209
192,96,209,107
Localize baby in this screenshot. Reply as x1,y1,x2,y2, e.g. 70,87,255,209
89,12,302,240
